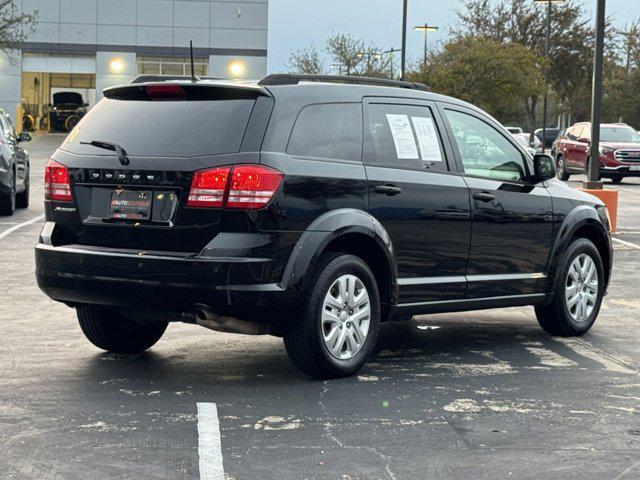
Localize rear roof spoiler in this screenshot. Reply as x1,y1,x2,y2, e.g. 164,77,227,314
258,74,429,91
130,75,223,84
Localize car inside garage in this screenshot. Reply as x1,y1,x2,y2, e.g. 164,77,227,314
20,54,95,133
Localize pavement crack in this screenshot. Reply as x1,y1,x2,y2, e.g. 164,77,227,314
319,380,344,448
318,381,396,479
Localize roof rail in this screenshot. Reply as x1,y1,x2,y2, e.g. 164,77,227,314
258,74,429,91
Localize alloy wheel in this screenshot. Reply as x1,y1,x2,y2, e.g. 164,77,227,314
565,253,599,323
321,274,371,360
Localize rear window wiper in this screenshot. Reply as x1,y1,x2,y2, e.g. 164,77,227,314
80,140,130,166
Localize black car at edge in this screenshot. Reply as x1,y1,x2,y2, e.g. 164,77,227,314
35,74,613,378
0,108,31,215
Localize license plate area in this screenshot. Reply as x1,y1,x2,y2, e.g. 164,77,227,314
109,190,152,220
629,165,640,171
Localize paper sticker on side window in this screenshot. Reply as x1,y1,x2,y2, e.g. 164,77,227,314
412,117,443,162
386,114,419,159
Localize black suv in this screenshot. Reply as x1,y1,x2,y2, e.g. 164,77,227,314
36,75,613,378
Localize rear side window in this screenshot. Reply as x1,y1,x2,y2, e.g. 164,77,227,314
287,103,362,162
365,103,447,171
64,96,256,157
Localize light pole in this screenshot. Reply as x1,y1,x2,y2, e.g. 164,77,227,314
382,47,402,79
330,64,345,75
413,24,439,70
585,0,606,188
534,0,565,153
401,0,408,79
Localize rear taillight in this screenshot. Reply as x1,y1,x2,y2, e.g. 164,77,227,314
187,166,230,207
44,159,73,202
226,165,284,209
187,164,283,210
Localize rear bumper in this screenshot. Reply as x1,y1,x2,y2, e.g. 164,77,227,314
35,242,293,319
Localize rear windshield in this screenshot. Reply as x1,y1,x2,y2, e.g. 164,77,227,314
64,96,256,157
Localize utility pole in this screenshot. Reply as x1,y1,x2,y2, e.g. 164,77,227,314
542,0,552,153
401,0,408,80
534,0,565,153
414,24,439,70
381,47,402,79
585,0,606,188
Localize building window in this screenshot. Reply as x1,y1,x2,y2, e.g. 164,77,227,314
137,56,208,77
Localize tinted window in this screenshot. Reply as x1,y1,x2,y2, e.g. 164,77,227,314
0,115,9,137
287,103,362,161
365,103,447,170
4,116,16,138
444,109,527,182
65,97,256,157
0,114,15,138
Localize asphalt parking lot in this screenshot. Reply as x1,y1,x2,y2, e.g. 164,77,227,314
2,134,640,480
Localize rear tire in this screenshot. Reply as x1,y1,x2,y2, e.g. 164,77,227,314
77,305,168,353
15,173,29,209
0,173,16,216
284,252,380,379
535,238,604,336
556,155,570,181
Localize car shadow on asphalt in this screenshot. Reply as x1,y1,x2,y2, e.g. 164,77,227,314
72,314,560,391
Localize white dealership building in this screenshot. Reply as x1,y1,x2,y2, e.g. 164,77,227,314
0,0,268,124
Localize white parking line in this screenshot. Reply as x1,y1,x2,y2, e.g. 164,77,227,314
612,237,640,250
613,186,640,195
197,402,225,480
0,214,44,240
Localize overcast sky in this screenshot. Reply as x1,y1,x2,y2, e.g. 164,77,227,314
267,0,640,73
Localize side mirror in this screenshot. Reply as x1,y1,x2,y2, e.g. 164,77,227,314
18,132,32,143
533,154,555,182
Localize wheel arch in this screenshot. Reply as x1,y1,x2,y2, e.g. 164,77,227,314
547,205,612,293
281,208,397,320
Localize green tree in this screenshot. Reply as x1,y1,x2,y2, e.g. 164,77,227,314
408,37,545,126
0,0,36,62
453,0,607,127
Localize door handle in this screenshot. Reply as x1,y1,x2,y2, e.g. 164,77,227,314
472,191,495,203
374,184,402,196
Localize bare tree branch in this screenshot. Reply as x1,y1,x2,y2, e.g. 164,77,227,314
0,1,36,63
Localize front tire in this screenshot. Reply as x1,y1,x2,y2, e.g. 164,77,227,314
535,238,604,336
610,175,623,184
77,305,168,353
284,253,381,379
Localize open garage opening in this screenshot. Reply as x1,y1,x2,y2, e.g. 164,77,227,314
20,54,96,134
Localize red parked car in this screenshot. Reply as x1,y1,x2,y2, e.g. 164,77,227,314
555,122,640,183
